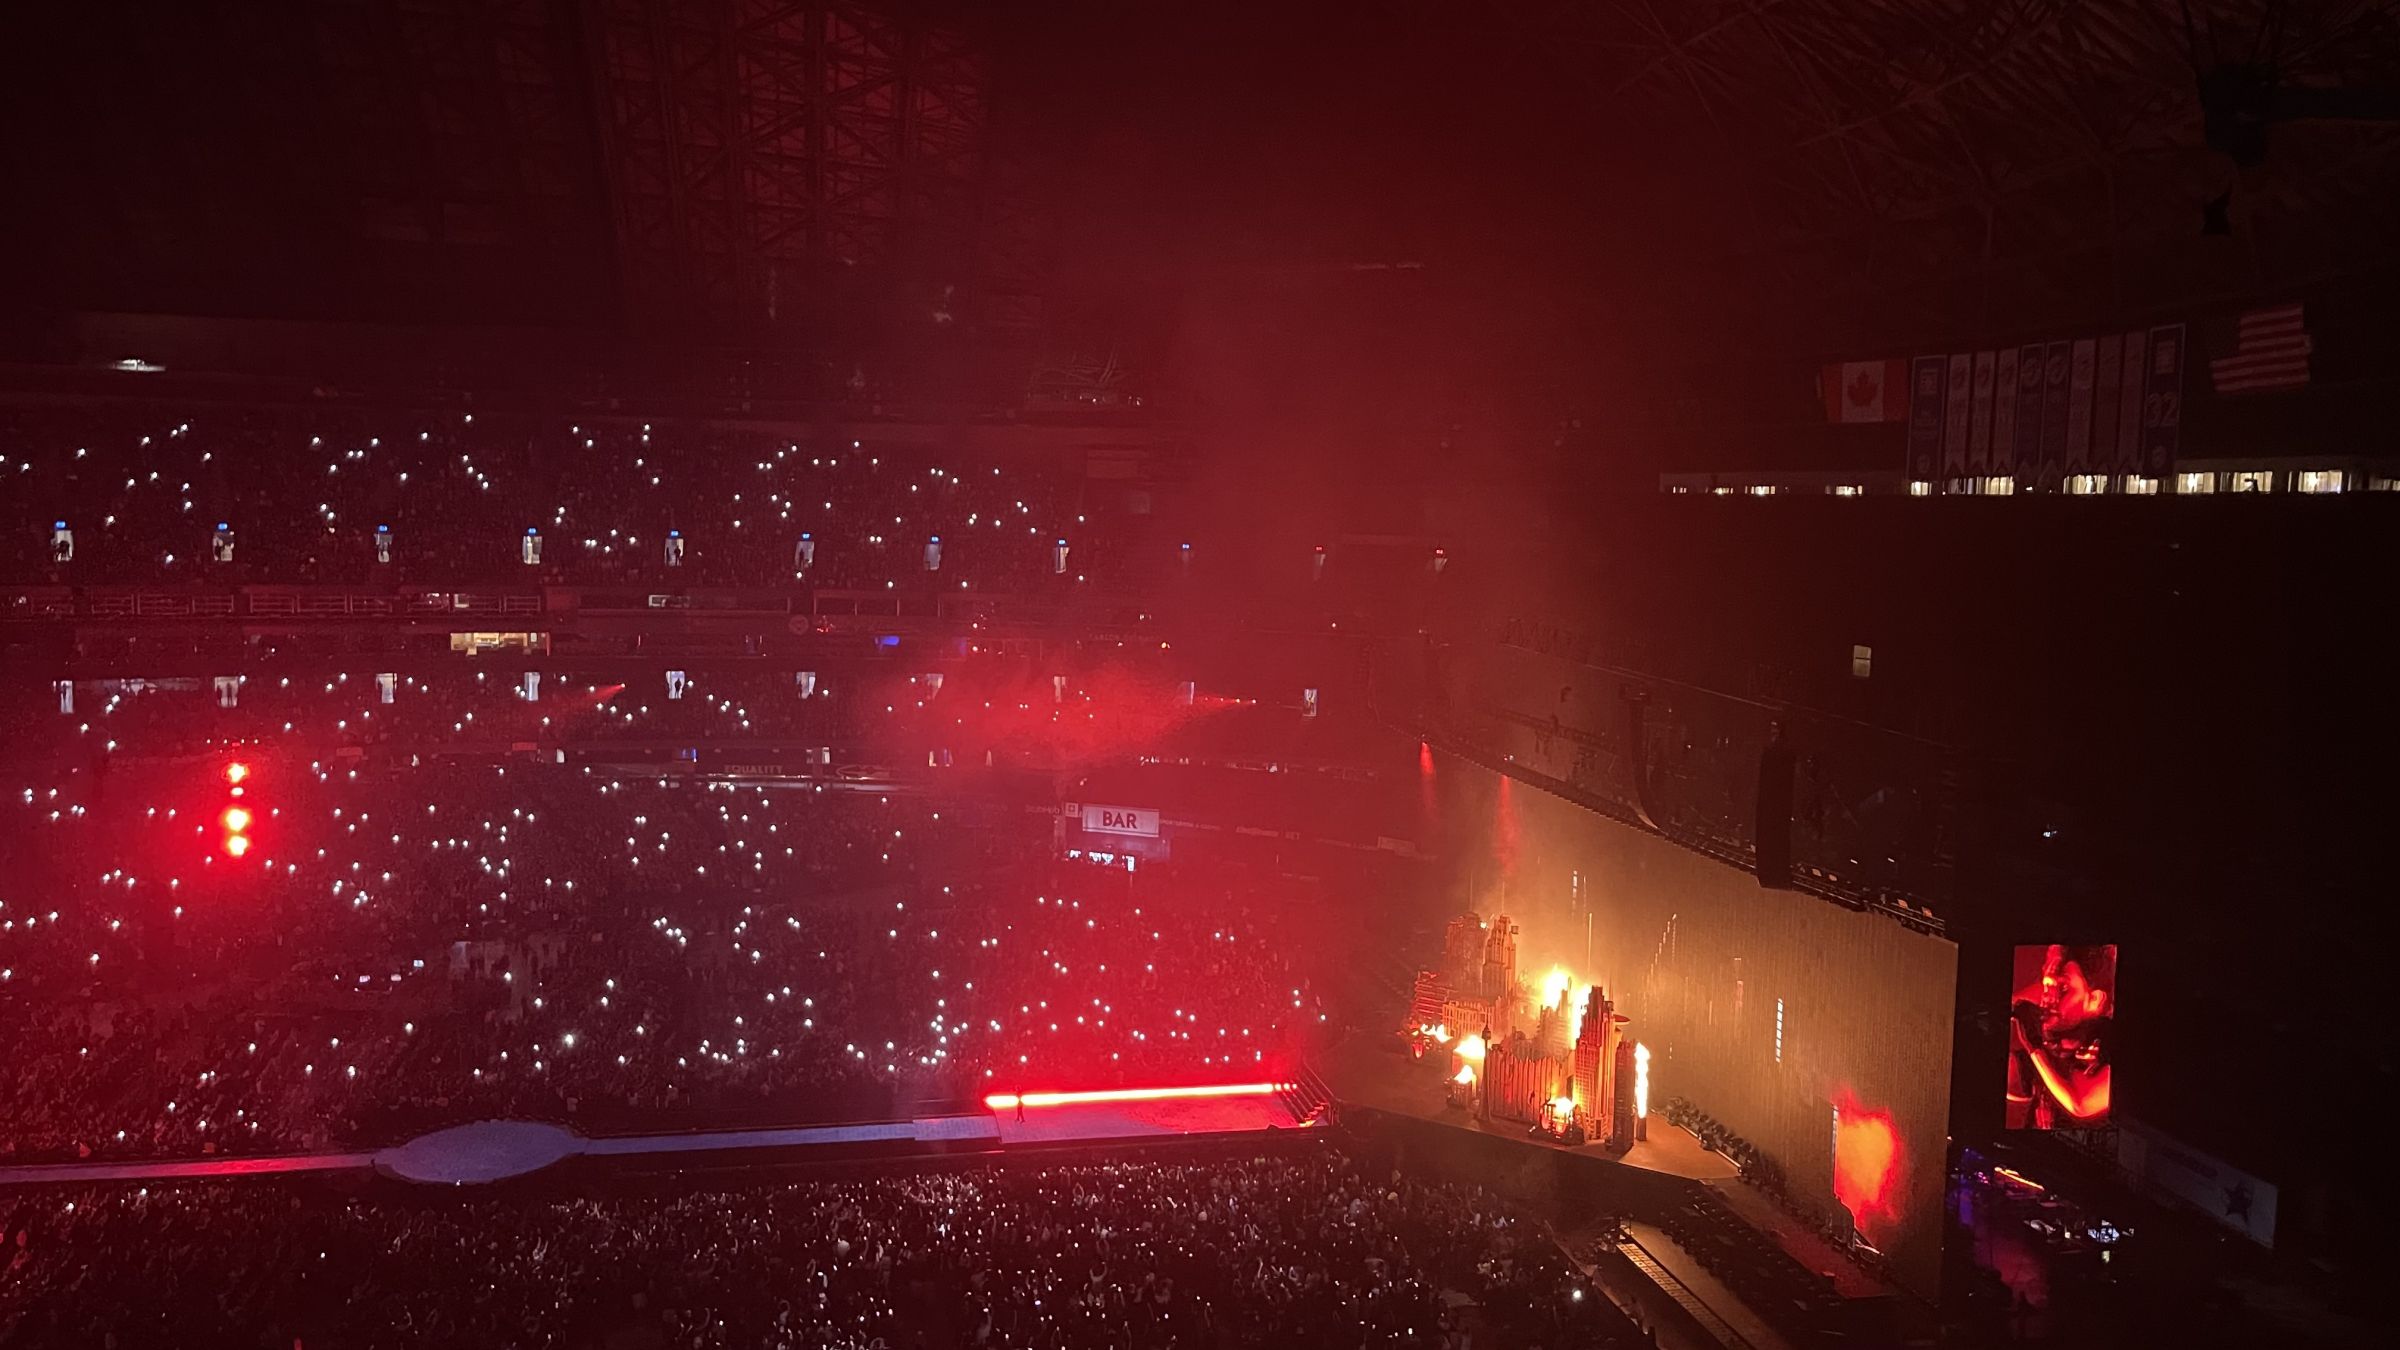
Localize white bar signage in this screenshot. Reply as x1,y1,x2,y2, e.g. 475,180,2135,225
1078,804,1160,837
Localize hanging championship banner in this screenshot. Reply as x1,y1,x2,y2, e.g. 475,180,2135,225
2064,338,2097,475
1941,353,1974,479
1990,348,2020,478
2140,323,2187,475
1967,351,1998,477
1906,357,1947,480
2091,334,2124,472
2013,343,2046,479
2038,341,2072,489
2115,330,2148,473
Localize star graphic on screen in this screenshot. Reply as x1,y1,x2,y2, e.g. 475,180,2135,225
2223,1182,2254,1222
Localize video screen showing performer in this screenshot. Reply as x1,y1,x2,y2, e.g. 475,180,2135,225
2005,944,2115,1129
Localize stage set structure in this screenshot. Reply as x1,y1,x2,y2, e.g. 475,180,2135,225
1409,913,1641,1148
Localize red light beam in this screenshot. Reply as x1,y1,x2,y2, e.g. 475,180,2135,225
983,1082,1285,1111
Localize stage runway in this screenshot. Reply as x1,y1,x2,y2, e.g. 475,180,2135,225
0,1091,1312,1190
990,1091,1315,1145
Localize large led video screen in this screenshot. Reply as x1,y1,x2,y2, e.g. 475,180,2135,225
2006,944,2115,1129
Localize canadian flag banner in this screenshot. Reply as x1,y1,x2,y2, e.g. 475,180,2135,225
1822,359,1910,423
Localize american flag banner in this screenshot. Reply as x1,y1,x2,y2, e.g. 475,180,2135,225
2211,305,2311,395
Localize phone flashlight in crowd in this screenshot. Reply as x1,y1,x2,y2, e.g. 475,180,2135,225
55,680,73,715
796,671,817,699
211,522,236,564
921,672,944,699
215,675,241,709
377,672,397,705
665,530,685,568
522,671,541,703
796,533,815,571
1179,541,1193,575
1053,539,1070,574
51,521,73,563
666,670,687,700
522,528,543,566
1302,687,1319,719
1311,545,1327,582
1179,681,1196,707
374,525,393,565
1432,546,1448,575
924,535,942,571
1053,674,1067,704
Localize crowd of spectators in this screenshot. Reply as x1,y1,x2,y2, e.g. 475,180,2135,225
1,401,1131,592
1,1149,1646,1349
0,723,1330,1162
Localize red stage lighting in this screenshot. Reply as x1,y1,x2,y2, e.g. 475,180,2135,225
225,762,249,785
221,806,253,833
982,1082,1284,1111
1833,1095,1902,1240
224,835,252,858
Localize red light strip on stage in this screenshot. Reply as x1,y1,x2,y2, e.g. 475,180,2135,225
983,1082,1286,1111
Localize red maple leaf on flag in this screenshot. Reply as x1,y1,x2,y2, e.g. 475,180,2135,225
1846,367,1880,408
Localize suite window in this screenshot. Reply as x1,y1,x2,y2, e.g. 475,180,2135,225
2065,474,2110,495
2124,476,2160,495
1850,645,1873,680
1828,484,1863,497
1978,476,2016,495
1908,481,1933,497
2227,470,2276,493
1744,484,1778,497
2296,470,2346,494
2176,471,2216,494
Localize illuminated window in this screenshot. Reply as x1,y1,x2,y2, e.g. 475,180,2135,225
1850,645,1873,680
2295,469,2346,494
449,632,548,653
1744,484,1778,497
1908,481,1933,497
2370,476,2400,492
2064,474,2110,495
1775,997,1784,1064
2227,470,2276,493
2123,476,2160,495
1978,476,2016,495
1711,486,1734,497
2176,471,2217,494
1828,484,1863,497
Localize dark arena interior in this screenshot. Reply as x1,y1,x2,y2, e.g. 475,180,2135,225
2,3,2397,1347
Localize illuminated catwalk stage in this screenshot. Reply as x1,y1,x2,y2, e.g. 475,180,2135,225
983,1084,1320,1146
0,1087,1318,1190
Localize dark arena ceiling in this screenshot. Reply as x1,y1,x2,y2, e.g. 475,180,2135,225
7,1,2399,375
1492,0,2400,341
